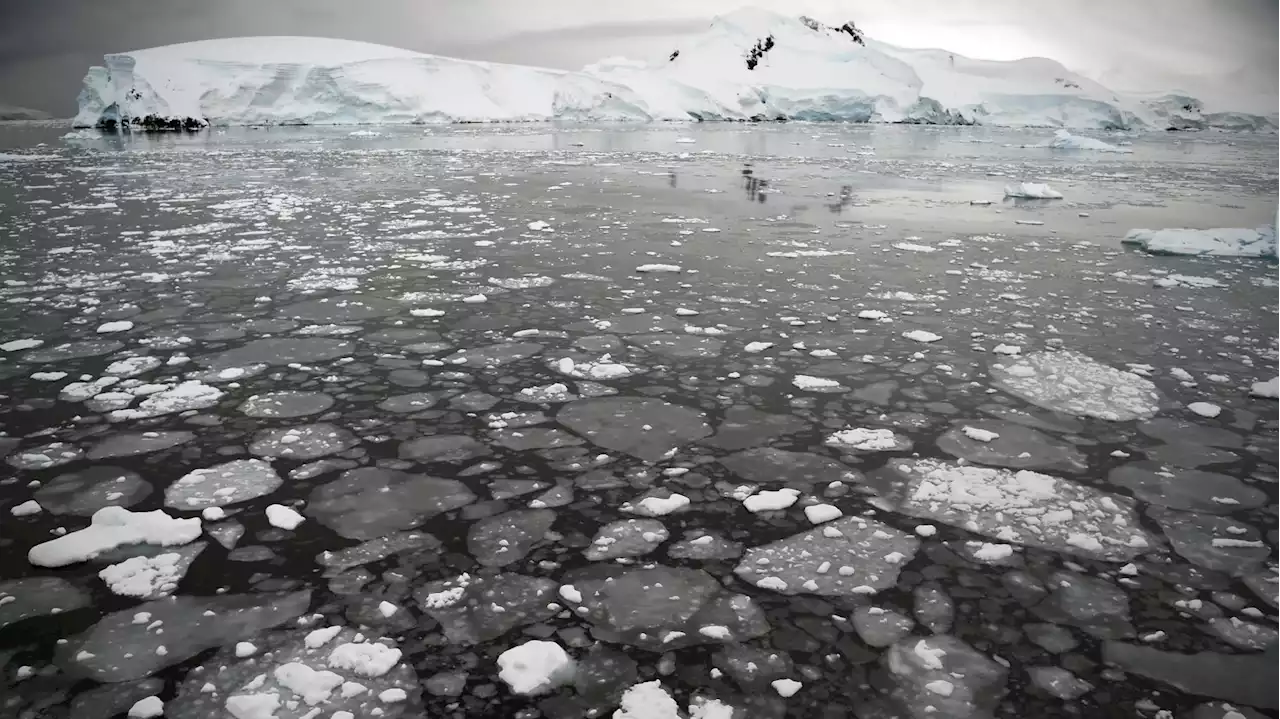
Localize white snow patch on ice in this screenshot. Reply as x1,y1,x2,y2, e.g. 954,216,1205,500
28,507,201,567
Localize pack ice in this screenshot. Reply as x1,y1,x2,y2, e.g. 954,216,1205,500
71,9,1268,130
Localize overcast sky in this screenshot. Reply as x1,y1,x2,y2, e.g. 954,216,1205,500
0,0,1274,115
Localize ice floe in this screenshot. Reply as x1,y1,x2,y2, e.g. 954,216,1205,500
883,459,1152,561
991,351,1162,421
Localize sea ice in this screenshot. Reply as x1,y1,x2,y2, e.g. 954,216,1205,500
1004,182,1063,199
57,590,311,682
1123,226,1277,258
0,577,92,629
557,397,711,461
497,641,575,695
826,427,912,452
585,519,670,560
1042,129,1132,153
735,516,919,596
98,546,204,599
307,468,476,540
991,351,1162,421
238,391,335,418
885,459,1152,561
165,459,283,509
413,573,558,645
466,509,556,566
29,506,202,567
250,423,359,459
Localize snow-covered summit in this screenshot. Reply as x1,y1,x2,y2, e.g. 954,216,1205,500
72,9,1276,131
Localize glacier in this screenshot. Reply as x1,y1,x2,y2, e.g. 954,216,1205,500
72,8,1277,131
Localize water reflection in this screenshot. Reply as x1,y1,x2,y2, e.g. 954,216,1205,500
742,164,767,203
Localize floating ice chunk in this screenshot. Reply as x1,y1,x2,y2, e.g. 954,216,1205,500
736,516,918,596
1122,226,1277,258
97,321,135,334
273,662,342,703
1147,506,1270,574
106,356,163,377
497,641,575,695
614,681,681,719
1152,274,1224,289
804,503,843,524
857,310,887,320
99,548,202,598
793,374,845,392
1102,642,1275,710
467,509,555,566
744,341,774,353
238,391,335,418
826,427,910,452
991,351,1162,421
0,578,90,630
937,420,1085,473
489,275,555,290
772,678,803,697
743,488,800,513
961,426,1000,443
902,330,941,343
223,693,279,719
328,642,402,678
517,383,577,403
557,397,710,461
11,500,41,516
250,423,358,460
265,504,305,530
1249,376,1278,399
413,573,558,645
992,344,1021,356
58,590,311,682
884,636,1007,718
970,543,1014,561
885,459,1151,561
1187,402,1221,418
635,264,682,273
1,338,42,352
29,507,202,567
308,468,475,540
107,380,223,420
168,624,414,718
127,696,164,719
36,467,151,516
166,459,282,509
1004,183,1063,199
893,242,936,253
1042,130,1132,153
625,493,691,516
8,441,84,469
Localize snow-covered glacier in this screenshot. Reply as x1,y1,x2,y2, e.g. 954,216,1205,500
72,8,1277,131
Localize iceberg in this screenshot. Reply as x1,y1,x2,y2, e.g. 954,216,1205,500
71,9,1272,131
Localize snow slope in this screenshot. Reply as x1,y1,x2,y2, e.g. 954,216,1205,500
72,9,1276,130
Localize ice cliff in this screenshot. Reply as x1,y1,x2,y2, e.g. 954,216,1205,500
72,8,1277,131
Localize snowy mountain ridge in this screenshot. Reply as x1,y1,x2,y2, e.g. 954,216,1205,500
72,8,1275,131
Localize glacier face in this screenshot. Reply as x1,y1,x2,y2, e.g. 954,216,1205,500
72,10,1277,131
